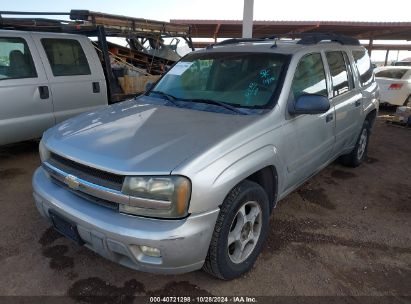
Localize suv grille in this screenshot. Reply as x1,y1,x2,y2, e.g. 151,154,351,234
51,177,119,211
48,152,124,191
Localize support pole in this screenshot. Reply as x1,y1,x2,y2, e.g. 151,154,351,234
242,0,254,38
97,26,122,103
384,49,390,66
368,39,373,56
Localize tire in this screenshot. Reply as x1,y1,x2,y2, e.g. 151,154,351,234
403,95,411,107
203,180,269,280
340,120,370,167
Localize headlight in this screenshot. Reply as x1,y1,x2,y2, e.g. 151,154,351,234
39,139,50,162
120,176,191,218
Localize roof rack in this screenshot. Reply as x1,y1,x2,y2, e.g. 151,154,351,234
0,10,191,39
204,33,359,50
296,33,360,46
206,36,277,49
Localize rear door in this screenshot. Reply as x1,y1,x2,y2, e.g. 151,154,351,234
0,31,54,145
325,50,363,155
352,49,378,112
31,33,107,124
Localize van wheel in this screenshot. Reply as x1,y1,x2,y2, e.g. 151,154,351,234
340,120,370,168
203,180,269,280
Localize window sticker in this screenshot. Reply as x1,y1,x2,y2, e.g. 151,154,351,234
259,69,275,85
167,62,194,75
245,82,259,104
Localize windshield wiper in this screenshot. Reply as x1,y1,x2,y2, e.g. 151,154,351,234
149,90,180,107
186,98,248,115
149,91,248,114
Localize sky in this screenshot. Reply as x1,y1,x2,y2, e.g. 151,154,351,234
2,0,411,61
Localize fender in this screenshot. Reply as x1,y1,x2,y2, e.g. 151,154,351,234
186,144,282,214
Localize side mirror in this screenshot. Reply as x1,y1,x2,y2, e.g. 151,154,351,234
145,82,154,92
289,94,330,115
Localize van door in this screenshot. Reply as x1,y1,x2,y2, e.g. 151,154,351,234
0,31,54,145
31,33,107,124
325,50,363,156
282,53,335,190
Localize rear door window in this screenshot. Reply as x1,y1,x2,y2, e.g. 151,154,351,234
326,51,349,97
375,69,408,79
0,37,37,80
291,53,327,99
394,61,411,66
352,50,374,86
41,38,91,76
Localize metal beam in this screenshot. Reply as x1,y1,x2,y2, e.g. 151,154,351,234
0,11,70,15
361,44,411,51
287,23,320,35
355,27,411,39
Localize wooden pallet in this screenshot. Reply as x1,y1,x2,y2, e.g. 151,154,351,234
107,42,173,75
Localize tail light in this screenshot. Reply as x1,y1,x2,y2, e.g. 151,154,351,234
388,83,403,90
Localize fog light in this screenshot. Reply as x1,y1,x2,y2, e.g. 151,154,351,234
139,245,161,257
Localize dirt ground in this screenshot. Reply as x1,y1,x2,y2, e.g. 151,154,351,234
0,113,410,301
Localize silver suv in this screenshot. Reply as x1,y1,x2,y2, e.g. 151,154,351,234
32,34,379,280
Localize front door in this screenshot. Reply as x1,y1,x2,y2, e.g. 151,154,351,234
282,52,335,191
0,31,54,145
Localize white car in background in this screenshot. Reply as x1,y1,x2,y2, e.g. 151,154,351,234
375,66,411,106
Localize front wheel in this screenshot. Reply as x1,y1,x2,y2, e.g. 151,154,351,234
340,120,370,167
203,180,269,280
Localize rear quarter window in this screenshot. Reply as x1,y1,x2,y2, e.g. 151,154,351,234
394,61,411,66
352,50,374,86
41,38,91,76
375,69,408,79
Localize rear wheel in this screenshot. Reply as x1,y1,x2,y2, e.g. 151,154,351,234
403,95,411,106
203,180,269,280
340,120,370,167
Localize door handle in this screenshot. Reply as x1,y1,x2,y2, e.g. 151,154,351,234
38,86,49,99
354,99,361,107
92,82,100,93
326,113,334,123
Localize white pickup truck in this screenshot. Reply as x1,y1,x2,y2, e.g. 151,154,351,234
0,30,108,146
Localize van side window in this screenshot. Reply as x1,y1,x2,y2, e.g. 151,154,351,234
326,51,349,97
291,53,327,99
352,50,374,87
41,39,91,76
0,37,37,80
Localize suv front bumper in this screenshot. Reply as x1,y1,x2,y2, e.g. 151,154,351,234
32,167,219,274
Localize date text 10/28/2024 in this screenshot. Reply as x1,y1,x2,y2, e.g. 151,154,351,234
150,296,258,303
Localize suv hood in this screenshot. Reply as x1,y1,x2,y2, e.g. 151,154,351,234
44,97,259,175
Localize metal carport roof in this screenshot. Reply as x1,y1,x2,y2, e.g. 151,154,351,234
171,19,411,41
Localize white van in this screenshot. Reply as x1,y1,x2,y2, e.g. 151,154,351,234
0,30,108,145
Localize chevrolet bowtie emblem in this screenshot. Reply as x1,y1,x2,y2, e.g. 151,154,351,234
64,174,80,190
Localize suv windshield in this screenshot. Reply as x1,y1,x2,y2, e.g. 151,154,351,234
149,52,289,111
